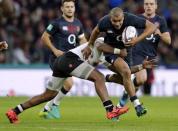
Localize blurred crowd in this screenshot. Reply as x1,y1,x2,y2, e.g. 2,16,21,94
0,0,178,67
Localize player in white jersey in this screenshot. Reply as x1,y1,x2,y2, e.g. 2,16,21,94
38,37,156,119
6,40,130,123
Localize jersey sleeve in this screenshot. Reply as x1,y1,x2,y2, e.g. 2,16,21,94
159,17,169,33
126,13,146,28
78,21,85,39
46,21,59,35
98,16,108,32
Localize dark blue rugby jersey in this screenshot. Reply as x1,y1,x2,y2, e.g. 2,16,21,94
46,17,84,52
132,14,168,57
98,12,146,49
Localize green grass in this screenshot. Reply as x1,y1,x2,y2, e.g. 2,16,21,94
0,96,178,131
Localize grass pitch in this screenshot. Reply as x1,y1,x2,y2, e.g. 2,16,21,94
0,96,178,131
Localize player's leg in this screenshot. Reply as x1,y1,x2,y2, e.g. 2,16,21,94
40,77,73,119
119,55,147,107
70,62,129,120
111,57,147,117
6,77,66,123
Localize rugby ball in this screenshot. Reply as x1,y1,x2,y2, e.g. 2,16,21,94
122,26,137,43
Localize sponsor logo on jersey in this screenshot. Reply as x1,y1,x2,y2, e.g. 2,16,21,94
62,26,68,31
107,30,113,33
47,24,53,31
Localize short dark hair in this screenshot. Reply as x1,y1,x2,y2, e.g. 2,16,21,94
144,0,157,4
109,7,123,17
61,0,75,6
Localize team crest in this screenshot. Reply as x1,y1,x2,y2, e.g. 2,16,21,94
107,30,113,33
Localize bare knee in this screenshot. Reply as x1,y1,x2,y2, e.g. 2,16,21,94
89,70,105,83
136,77,147,86
64,77,73,91
121,68,131,79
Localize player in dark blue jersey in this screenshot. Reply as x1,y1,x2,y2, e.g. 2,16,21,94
82,7,156,117
39,0,88,119
119,0,171,107
5,0,88,123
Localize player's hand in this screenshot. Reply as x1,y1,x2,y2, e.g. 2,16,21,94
124,37,138,47
82,46,92,60
0,41,8,51
154,28,161,36
119,49,127,58
142,56,157,69
53,49,64,57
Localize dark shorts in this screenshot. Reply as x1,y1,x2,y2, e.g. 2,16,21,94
104,47,132,67
52,52,94,79
132,53,155,66
52,52,83,77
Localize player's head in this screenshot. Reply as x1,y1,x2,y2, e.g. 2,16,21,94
144,0,157,16
109,7,124,30
61,0,75,18
0,0,14,17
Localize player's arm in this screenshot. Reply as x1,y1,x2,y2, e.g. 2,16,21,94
130,57,157,74
41,31,64,57
155,18,171,45
88,26,100,47
125,16,156,47
82,26,100,59
160,32,171,45
78,35,87,45
0,41,8,51
97,43,127,58
138,20,156,42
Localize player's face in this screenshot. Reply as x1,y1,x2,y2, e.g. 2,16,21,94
110,14,124,30
144,0,157,16
61,1,75,18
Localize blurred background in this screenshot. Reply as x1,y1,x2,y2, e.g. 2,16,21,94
0,0,178,97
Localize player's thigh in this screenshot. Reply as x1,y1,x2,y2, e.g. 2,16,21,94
87,69,105,82
47,76,67,92
63,77,73,90
70,61,95,79
112,57,131,76
135,69,147,83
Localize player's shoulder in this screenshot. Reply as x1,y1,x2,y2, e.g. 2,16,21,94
124,12,137,18
50,17,63,25
99,15,110,22
155,14,166,21
73,18,83,25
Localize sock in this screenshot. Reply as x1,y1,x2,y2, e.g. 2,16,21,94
103,100,114,112
130,96,141,107
133,78,139,87
13,104,24,115
44,100,53,112
105,74,111,82
61,87,69,94
53,87,68,105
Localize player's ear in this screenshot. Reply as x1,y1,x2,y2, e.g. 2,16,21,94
155,1,158,10
61,6,64,12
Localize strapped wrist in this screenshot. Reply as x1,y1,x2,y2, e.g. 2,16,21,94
114,48,121,54
138,64,143,71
